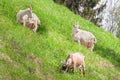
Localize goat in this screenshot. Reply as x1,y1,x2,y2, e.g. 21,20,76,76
61,52,85,75
17,6,40,32
72,22,97,51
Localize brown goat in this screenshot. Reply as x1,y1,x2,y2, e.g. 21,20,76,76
61,52,85,75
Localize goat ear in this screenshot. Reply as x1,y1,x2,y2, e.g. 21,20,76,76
29,5,32,10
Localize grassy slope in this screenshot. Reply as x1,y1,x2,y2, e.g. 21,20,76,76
0,0,120,80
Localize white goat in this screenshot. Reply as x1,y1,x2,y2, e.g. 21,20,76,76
17,6,40,32
16,7,32,26
72,22,97,51
61,52,85,75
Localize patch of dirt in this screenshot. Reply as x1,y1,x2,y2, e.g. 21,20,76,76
0,52,20,69
34,68,45,80
26,53,55,80
99,60,115,70
26,53,41,66
0,53,12,63
10,40,21,54
46,74,55,80
13,61,19,68
112,75,120,80
26,53,43,78
0,74,11,80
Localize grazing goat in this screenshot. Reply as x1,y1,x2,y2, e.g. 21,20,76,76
72,22,97,51
16,7,32,26
61,52,85,75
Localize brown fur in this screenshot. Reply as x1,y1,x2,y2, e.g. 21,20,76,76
80,38,95,51
62,52,85,75
25,19,38,32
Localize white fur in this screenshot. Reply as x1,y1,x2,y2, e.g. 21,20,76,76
72,22,97,51
16,8,32,26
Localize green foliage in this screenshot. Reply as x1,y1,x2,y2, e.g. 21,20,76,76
0,0,120,80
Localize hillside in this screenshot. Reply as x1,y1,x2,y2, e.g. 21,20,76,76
0,0,120,80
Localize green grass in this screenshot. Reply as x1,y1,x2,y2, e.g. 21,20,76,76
0,0,120,80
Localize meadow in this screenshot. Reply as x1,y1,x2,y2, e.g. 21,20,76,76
0,0,120,80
